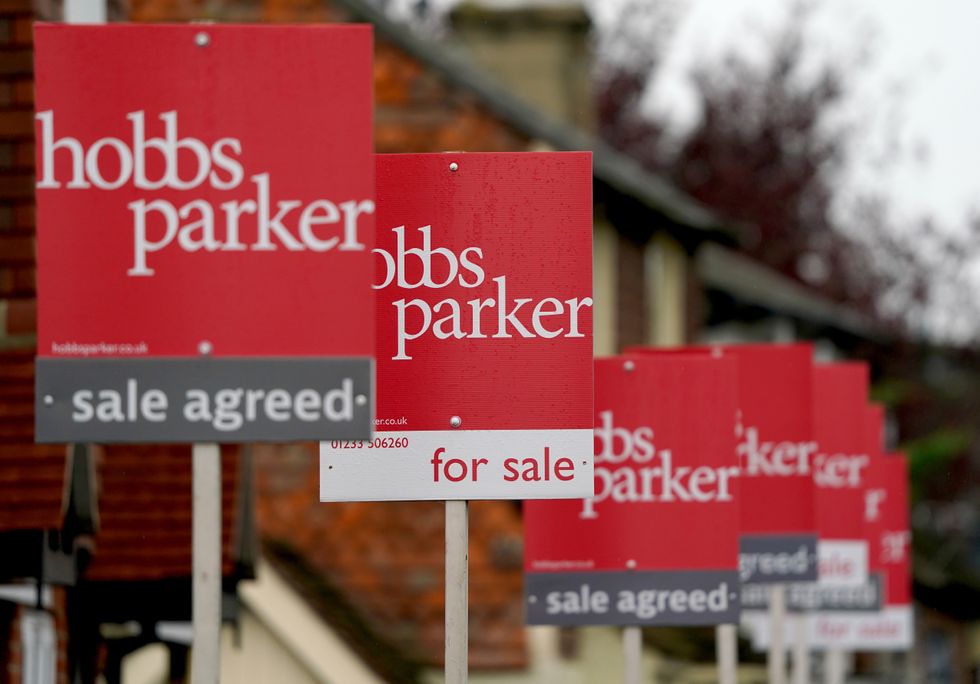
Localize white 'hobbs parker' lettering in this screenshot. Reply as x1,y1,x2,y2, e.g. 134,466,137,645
375,225,593,361
580,411,739,518
737,425,868,488
35,110,374,276
737,426,818,476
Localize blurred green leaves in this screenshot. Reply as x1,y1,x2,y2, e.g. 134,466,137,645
902,428,974,501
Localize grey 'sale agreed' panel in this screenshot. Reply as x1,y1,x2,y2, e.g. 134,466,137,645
739,533,819,584
36,357,373,443
525,570,740,626
742,573,883,613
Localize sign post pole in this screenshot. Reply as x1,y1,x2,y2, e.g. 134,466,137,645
65,0,106,22
791,615,810,684
769,584,787,684
191,443,221,684
623,626,642,684
717,624,738,684
824,648,845,684
445,500,468,684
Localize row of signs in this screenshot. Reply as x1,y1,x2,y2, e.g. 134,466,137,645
521,349,911,651
34,24,909,652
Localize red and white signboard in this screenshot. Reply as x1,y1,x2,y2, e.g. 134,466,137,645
813,362,873,588
846,452,913,649
523,355,741,626
629,344,819,585
34,24,376,442
320,152,594,500
732,344,818,583
748,453,911,650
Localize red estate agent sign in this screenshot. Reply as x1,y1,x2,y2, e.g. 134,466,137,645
320,152,594,501
732,344,818,583
629,344,819,585
33,24,376,443
523,355,741,626
750,403,884,612
750,453,911,650
813,362,872,587
847,452,913,649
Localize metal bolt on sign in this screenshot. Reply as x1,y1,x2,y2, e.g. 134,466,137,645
449,162,459,172
623,360,635,372
449,416,462,429
195,31,210,47
198,340,213,356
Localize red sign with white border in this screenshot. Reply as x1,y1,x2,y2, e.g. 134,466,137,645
813,362,872,587
33,24,377,444
320,152,594,501
747,453,911,650
523,354,741,626
628,344,819,585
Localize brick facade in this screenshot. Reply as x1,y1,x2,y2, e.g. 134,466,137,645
0,9,70,678
0,0,36,348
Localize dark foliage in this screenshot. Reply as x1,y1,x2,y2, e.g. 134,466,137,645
595,1,980,345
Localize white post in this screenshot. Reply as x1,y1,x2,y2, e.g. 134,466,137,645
64,0,107,23
824,648,845,684
717,624,738,684
769,585,787,684
791,614,810,684
192,443,221,684
623,626,642,684
445,500,468,684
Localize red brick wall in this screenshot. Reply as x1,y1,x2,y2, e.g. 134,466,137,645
126,0,532,155
0,0,37,348
0,1,68,676
374,41,529,154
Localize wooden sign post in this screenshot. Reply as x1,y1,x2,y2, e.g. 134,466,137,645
320,152,595,683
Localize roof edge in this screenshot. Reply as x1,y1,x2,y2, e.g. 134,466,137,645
332,0,734,244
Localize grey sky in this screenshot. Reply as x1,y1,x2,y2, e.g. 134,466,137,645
638,0,980,229
409,0,980,230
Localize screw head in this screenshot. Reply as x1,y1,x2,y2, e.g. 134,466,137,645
528,595,538,604
195,32,210,47
198,340,213,356
449,162,459,172
355,394,368,407
449,416,462,429
623,360,635,372
626,559,637,569
43,395,54,406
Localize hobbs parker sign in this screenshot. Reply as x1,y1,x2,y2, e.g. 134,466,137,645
320,152,594,501
523,354,742,626
33,24,376,442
